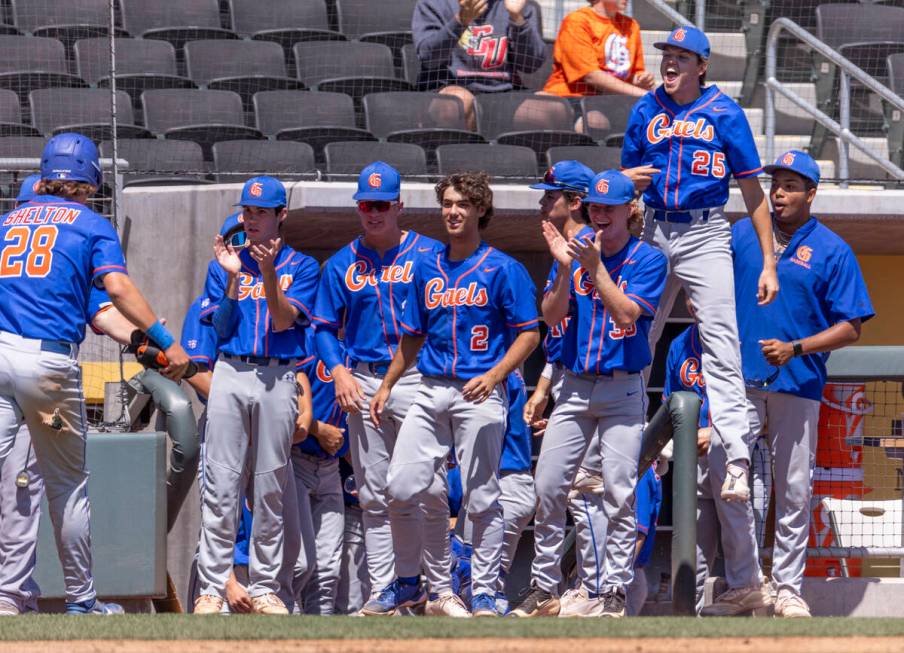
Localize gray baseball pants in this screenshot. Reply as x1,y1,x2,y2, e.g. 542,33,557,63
695,452,720,612
335,504,369,614
642,208,750,465
347,364,423,593
532,371,645,595
0,331,95,604
388,377,506,597
626,566,648,616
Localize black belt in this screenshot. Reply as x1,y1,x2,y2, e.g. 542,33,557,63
227,354,294,366
40,340,76,357
651,209,709,224
570,370,639,382
367,361,391,376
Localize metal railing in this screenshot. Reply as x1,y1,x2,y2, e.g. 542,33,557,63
765,17,904,185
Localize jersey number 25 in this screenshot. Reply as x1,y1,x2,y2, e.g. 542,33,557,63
0,226,57,278
691,151,726,179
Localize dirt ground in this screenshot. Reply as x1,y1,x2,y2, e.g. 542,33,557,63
2,639,903,653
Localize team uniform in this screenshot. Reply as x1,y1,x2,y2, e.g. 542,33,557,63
334,459,370,614
621,28,763,470
314,200,440,608
387,241,539,610
626,466,663,616
293,332,349,615
531,232,667,606
195,177,319,608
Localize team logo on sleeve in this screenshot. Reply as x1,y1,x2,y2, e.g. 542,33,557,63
345,260,414,291
647,114,714,144
187,339,198,350
424,278,488,308
679,357,705,388
368,173,382,188
249,182,263,197
782,152,796,166
791,245,813,269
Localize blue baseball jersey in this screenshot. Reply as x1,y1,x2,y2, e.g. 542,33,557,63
401,242,539,379
662,324,711,428
313,231,441,369
200,245,319,359
233,497,254,566
500,370,531,473
85,284,113,331
181,295,219,371
552,236,668,375
0,195,127,344
634,466,662,568
542,226,594,365
296,333,349,460
732,217,874,401
621,85,763,210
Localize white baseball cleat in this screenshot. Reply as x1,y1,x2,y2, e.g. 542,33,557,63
193,594,225,615
721,462,750,501
425,593,471,618
557,587,603,618
700,584,769,616
774,591,811,618
572,468,604,495
0,599,19,616
251,592,289,615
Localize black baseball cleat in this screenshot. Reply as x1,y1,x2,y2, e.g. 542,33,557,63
508,586,560,617
600,588,626,618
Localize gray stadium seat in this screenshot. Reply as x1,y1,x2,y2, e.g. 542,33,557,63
546,145,623,173
185,39,304,107
294,41,411,107
475,92,595,156
101,138,209,187
142,89,262,159
253,90,374,162
229,0,344,51
335,0,415,65
11,0,124,47
401,42,419,86
324,141,427,179
579,95,640,145
363,92,485,158
0,36,87,114
0,89,38,136
212,140,316,182
120,0,238,52
436,144,538,182
0,136,45,158
886,53,904,168
30,88,149,140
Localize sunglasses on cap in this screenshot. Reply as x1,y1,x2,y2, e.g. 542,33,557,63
543,168,583,193
357,200,396,213
223,224,248,249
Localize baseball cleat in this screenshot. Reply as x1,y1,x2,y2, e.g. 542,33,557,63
774,591,810,618
425,592,471,617
721,462,750,501
557,587,602,618
360,581,401,616
700,584,769,616
0,599,19,616
494,591,510,616
251,593,289,615
508,586,560,617
193,594,224,615
397,580,427,614
572,468,604,495
65,598,124,615
471,592,497,617
599,588,626,618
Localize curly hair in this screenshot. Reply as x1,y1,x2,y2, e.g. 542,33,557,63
37,179,96,201
628,201,644,237
434,171,494,230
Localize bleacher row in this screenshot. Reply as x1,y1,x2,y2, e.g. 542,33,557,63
0,0,900,184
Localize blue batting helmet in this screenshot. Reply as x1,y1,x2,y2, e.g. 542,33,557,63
40,132,102,187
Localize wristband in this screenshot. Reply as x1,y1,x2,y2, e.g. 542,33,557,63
145,320,175,351
792,340,803,357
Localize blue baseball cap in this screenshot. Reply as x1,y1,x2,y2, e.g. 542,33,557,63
530,160,594,194
654,26,711,60
763,150,820,186
235,175,286,208
353,161,401,201
583,170,636,206
219,211,242,236
16,174,41,203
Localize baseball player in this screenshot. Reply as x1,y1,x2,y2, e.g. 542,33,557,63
292,328,348,615
626,464,663,616
522,161,610,617
194,175,319,615
0,132,189,615
621,25,780,505
313,162,440,616
372,171,540,618
513,170,667,619
710,151,873,618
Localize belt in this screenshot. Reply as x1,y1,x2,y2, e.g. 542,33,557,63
40,340,77,357
651,209,710,224
569,369,639,382
356,361,391,376
226,354,294,367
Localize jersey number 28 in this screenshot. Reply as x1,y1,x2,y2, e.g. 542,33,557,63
691,151,726,179
0,226,57,278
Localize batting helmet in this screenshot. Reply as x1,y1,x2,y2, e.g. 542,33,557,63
40,132,102,187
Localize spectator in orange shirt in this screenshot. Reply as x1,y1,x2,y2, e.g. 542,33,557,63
543,0,654,98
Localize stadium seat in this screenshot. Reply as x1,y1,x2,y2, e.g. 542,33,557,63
119,0,238,53
0,89,38,136
324,141,427,179
253,90,375,162
142,89,262,159
546,145,623,173
335,0,415,63
363,92,485,160
11,0,125,48
101,138,209,187
230,0,344,55
0,36,87,115
294,41,411,108
212,140,316,182
75,38,196,115
185,39,305,109
401,43,419,87
30,88,149,140
0,136,46,158
436,143,538,182
475,92,595,157
886,53,904,168
579,95,640,145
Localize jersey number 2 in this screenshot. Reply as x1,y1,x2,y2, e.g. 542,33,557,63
470,325,489,351
691,151,726,179
0,226,57,278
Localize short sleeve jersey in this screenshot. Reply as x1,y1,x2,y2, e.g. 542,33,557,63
500,370,532,473
543,7,645,97
732,217,874,400
621,85,763,210
634,466,662,568
662,324,710,428
296,332,349,460
200,245,319,359
542,225,594,364
0,195,127,344
400,241,539,379
180,295,219,371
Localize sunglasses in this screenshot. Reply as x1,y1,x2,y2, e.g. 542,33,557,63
745,366,781,390
357,200,394,213
223,225,248,249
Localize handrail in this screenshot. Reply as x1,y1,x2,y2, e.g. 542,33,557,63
765,17,904,183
